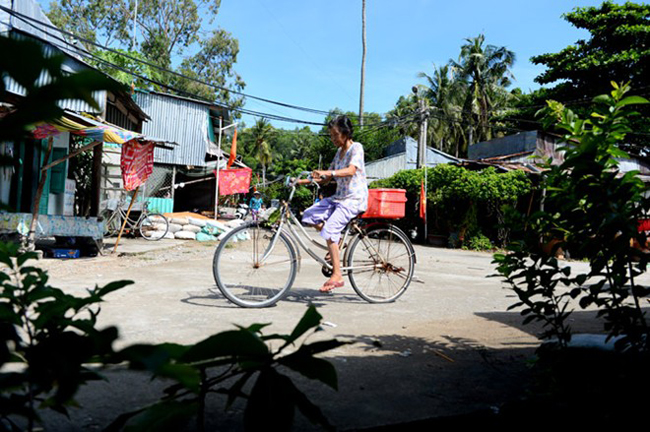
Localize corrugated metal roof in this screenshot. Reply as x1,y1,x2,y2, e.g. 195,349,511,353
134,90,214,167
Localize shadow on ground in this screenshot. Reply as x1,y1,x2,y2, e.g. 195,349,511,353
38,327,536,431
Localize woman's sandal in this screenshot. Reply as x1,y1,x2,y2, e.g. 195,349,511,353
319,280,344,293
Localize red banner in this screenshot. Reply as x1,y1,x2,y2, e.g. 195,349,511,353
218,168,252,195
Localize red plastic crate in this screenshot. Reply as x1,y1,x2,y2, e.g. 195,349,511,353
362,188,407,219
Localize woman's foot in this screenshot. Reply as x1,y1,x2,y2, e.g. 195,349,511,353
319,278,344,293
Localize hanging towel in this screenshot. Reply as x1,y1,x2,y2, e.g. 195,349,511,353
121,140,155,191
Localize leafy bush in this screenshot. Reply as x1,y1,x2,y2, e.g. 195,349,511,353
463,232,493,251
0,242,131,430
1,243,344,431
494,82,650,352
371,164,531,246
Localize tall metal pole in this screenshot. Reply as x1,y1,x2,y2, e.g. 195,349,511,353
214,117,223,220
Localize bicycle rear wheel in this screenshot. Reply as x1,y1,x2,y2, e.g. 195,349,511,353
213,223,297,307
139,213,169,241
101,211,121,237
347,225,415,303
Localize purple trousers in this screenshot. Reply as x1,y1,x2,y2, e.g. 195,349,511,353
301,198,359,243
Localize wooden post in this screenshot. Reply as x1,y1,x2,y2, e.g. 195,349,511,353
171,166,177,201
27,137,54,249
214,117,223,220
112,186,139,253
90,141,103,216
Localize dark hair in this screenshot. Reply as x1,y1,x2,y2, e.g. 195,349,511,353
328,115,354,140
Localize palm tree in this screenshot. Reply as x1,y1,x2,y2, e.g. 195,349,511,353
249,118,274,186
450,34,515,145
359,0,366,128
386,94,419,139
418,64,467,157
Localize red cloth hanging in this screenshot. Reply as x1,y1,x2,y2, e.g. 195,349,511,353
419,178,426,221
121,140,155,191
217,168,252,195
226,128,237,169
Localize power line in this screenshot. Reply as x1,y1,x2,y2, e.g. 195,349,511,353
0,5,356,119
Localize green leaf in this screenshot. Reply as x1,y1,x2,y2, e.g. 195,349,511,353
281,306,322,350
616,96,649,107
237,323,272,334
16,252,38,268
180,330,269,363
95,280,134,298
155,363,201,393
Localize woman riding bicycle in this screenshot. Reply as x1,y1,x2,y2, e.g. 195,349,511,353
299,115,368,292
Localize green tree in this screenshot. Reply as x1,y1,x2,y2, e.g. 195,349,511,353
249,118,275,186
418,64,467,156
508,2,650,149
47,0,245,112
46,0,123,49
495,82,649,351
450,34,516,146
385,94,419,139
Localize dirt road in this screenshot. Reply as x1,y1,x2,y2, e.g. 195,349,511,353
35,237,614,430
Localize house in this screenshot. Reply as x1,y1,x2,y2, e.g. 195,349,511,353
0,1,158,246
365,136,459,182
466,130,650,180
129,89,242,214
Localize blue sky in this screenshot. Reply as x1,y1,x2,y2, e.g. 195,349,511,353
39,0,616,129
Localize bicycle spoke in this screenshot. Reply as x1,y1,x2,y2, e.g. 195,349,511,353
261,258,294,267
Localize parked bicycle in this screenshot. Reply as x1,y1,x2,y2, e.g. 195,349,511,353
100,199,170,241
212,172,416,307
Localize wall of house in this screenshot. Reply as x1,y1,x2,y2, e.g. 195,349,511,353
365,136,458,181
134,91,212,167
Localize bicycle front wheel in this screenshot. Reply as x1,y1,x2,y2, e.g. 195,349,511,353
348,225,415,303
213,224,297,307
139,213,169,241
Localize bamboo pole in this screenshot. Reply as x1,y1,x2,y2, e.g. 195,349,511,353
112,186,139,253
40,139,102,172
27,137,54,249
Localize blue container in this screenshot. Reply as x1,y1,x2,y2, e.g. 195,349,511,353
52,249,80,259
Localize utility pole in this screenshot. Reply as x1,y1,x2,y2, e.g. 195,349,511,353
413,87,428,168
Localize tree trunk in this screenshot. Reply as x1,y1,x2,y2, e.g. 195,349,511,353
359,0,366,128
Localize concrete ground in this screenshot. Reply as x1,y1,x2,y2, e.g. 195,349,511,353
31,234,633,431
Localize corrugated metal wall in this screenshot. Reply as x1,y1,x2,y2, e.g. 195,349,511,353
134,91,211,167
0,0,106,113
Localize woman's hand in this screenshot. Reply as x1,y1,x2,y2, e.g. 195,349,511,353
312,170,332,181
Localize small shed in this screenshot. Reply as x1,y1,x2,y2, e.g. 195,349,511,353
467,130,650,181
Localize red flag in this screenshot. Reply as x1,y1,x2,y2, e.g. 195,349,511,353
419,178,426,221
226,128,237,169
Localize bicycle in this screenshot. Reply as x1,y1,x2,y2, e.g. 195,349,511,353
100,198,170,241
212,172,416,307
